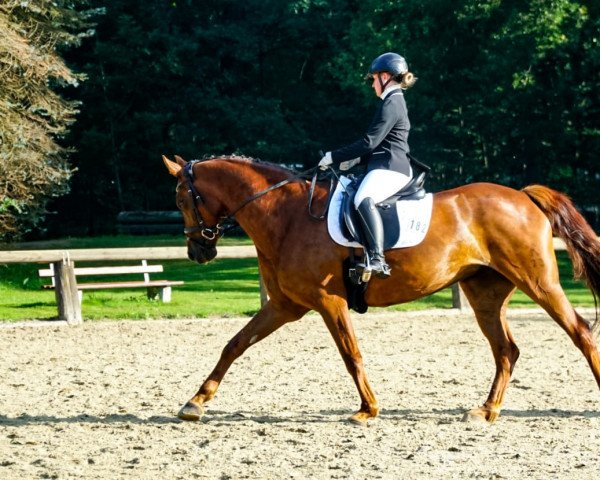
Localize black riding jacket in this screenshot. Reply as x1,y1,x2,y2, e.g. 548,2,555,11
331,88,411,176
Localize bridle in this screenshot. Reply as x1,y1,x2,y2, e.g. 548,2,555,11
182,160,228,241
181,160,327,242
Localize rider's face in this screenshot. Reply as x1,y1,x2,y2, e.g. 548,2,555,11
371,72,391,97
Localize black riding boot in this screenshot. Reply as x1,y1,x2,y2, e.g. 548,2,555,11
357,197,391,279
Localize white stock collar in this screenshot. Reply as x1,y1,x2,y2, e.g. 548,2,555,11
380,84,403,100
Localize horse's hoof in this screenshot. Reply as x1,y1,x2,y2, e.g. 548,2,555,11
462,407,498,424
177,401,204,421
348,410,376,426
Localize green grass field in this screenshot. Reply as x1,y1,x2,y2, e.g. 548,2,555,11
0,235,595,321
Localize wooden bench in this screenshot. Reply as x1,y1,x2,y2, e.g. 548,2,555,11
39,260,184,303
0,246,258,325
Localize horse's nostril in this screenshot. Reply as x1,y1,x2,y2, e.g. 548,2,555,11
186,239,217,264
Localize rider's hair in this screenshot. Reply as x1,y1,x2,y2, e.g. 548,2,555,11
394,71,417,90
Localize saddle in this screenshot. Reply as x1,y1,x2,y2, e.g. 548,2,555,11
341,155,430,248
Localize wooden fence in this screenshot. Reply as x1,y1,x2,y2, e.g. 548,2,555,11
116,211,183,235
0,246,262,324
0,245,256,263
0,240,570,324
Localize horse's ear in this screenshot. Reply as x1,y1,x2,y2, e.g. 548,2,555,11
162,155,182,176
174,155,187,165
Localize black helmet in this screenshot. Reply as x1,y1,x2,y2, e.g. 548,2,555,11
368,52,408,77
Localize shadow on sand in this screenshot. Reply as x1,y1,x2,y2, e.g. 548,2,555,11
1,406,597,428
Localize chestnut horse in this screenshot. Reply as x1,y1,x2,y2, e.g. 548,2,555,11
163,154,600,425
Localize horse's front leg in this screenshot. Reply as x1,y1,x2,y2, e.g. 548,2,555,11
178,300,308,421
318,296,379,425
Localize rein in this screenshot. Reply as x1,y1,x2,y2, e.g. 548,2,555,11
183,160,334,240
308,168,335,220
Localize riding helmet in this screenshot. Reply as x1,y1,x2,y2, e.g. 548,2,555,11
368,52,408,77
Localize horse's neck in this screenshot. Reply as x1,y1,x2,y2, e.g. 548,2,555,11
214,161,299,253
216,160,293,208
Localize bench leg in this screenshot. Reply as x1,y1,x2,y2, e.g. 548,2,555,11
146,286,172,302
160,286,172,302
146,287,159,301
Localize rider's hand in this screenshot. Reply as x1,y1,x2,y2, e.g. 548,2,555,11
318,152,333,170
339,158,360,171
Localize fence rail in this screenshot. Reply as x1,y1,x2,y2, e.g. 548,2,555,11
0,239,569,264
0,240,573,324
0,245,257,263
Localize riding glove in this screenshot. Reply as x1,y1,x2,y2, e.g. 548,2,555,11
318,152,333,170
339,158,361,171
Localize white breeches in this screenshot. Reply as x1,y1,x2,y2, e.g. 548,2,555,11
354,168,413,208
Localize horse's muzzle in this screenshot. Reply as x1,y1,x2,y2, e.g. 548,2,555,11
187,238,218,264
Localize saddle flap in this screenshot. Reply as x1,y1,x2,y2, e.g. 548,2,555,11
328,175,433,251
341,179,362,242
340,174,424,249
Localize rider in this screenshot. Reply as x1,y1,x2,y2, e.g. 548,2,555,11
318,52,417,279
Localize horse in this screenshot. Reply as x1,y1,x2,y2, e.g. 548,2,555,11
163,154,600,425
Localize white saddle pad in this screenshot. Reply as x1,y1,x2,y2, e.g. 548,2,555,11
327,176,433,249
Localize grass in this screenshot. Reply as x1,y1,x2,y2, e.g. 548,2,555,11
0,235,596,321
0,235,259,321
0,257,262,321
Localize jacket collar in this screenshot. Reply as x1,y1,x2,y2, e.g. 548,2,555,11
380,84,403,100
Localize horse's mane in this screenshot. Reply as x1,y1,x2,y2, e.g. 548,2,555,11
199,154,301,178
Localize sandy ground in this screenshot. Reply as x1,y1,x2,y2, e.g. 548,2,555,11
0,310,599,479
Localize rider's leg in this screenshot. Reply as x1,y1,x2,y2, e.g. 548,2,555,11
353,169,413,208
357,197,390,278
353,169,412,278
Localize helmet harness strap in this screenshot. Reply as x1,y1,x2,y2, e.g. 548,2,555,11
377,72,393,92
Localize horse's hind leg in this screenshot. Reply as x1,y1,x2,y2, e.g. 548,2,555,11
178,300,308,421
517,270,600,390
459,268,519,423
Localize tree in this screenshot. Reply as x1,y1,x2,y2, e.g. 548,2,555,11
0,0,96,241
48,0,359,235
40,0,598,237
333,0,599,198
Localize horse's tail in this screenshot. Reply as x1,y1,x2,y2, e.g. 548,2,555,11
523,184,600,333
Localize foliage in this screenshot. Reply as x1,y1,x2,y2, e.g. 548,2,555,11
1,1,597,238
47,0,361,235
333,0,600,198
0,0,98,240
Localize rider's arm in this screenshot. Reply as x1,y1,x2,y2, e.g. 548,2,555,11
330,96,401,164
